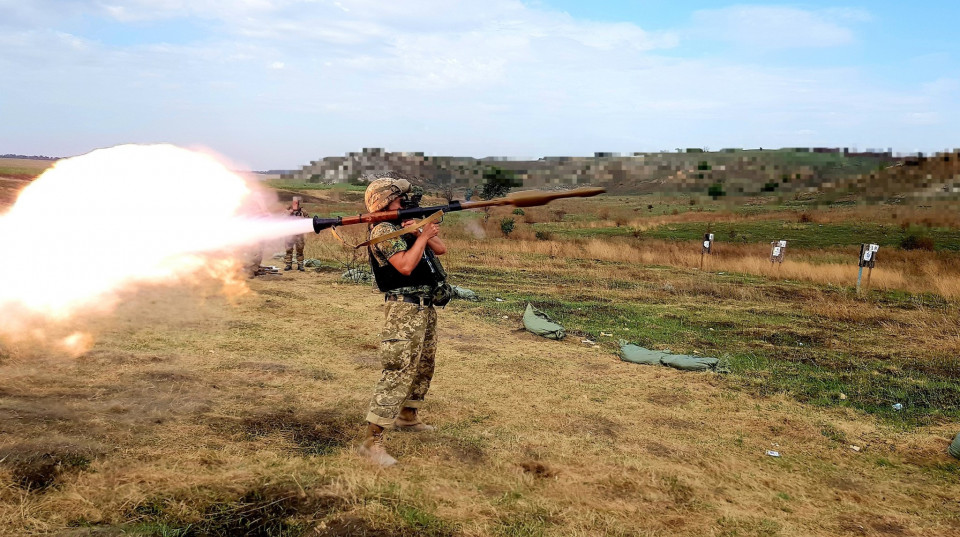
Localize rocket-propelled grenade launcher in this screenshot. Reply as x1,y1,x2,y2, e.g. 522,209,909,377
312,187,606,236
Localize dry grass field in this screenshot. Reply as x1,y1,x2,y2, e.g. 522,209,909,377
2,274,959,537
2,186,959,536
0,158,54,207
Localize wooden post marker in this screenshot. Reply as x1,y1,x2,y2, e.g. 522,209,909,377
700,233,714,270
857,243,879,294
770,239,786,276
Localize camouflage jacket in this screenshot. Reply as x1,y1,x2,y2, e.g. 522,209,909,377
368,222,433,296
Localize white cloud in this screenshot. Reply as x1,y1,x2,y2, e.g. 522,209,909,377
95,0,282,22
902,112,940,125
921,78,959,95
0,1,954,167
690,5,864,48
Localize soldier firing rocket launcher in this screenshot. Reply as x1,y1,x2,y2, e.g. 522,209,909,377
312,186,606,247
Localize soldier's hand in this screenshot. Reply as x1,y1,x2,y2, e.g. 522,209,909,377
401,219,420,236
420,222,440,240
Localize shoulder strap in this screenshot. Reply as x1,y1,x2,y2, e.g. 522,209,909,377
329,226,361,248
356,211,444,249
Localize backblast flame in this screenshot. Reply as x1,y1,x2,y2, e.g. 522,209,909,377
0,144,315,341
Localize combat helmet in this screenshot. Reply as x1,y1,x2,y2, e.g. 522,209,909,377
364,177,411,212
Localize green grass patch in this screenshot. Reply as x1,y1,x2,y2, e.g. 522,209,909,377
0,158,53,178
0,165,46,177
644,221,960,250
538,219,960,250
394,504,459,536
447,260,960,426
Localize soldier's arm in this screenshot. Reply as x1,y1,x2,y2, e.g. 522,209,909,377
401,219,446,256
387,223,440,276
426,236,446,255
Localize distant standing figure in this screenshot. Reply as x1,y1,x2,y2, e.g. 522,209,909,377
284,197,310,271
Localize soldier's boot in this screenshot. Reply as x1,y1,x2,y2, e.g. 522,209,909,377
393,407,435,432
284,263,293,271
357,423,397,467
297,265,305,272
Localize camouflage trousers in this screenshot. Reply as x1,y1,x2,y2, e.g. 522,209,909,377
284,235,305,265
365,300,438,427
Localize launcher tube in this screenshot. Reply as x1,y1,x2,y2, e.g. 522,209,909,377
312,187,604,233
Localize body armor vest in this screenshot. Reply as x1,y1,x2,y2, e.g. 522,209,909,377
368,233,447,293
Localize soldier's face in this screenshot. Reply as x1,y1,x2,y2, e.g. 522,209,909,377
292,201,300,210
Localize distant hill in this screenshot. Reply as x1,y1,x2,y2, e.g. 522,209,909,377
835,150,960,202
0,154,60,160
282,147,956,201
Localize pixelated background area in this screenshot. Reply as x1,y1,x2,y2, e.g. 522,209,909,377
283,147,960,207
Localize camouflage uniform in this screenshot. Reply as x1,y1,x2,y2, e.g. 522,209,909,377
365,222,439,427
284,207,309,266
368,222,434,296
284,236,305,266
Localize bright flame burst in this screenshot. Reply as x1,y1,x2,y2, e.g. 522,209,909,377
0,144,315,340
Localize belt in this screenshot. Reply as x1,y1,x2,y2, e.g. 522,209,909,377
385,294,433,307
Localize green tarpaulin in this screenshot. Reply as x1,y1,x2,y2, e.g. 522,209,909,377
618,341,724,372
523,303,565,340
950,432,960,460
341,269,371,283
451,285,479,301
619,343,668,365
660,354,720,372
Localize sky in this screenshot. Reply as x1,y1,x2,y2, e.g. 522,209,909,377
0,1,957,170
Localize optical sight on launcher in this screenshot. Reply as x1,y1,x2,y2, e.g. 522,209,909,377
399,187,424,210
311,187,606,235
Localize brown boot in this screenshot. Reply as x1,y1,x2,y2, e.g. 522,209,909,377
357,423,397,467
393,407,435,432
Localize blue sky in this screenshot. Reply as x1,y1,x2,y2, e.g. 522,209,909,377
0,1,956,169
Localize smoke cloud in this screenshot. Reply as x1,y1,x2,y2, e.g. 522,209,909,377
0,144,314,348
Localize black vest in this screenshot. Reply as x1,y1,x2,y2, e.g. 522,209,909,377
368,233,447,293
